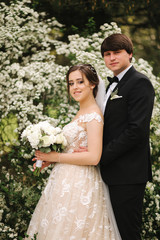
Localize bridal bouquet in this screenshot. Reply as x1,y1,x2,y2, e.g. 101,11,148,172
21,121,67,176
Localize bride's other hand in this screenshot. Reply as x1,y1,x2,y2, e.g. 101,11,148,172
32,157,37,171
74,147,88,153
41,161,51,170
32,157,51,172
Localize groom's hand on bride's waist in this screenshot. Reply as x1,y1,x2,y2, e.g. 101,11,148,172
73,147,88,153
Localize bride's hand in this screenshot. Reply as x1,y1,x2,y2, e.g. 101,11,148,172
32,158,51,171
74,146,88,153
41,161,51,170
35,150,59,162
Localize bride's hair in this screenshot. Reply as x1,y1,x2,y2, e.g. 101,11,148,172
66,64,99,98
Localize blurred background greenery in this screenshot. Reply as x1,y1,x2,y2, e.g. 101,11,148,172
22,0,160,76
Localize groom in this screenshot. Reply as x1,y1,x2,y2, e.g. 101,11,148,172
100,33,155,240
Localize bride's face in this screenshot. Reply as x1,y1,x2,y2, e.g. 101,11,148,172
68,70,94,102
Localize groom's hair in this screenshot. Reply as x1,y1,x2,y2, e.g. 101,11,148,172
101,33,133,61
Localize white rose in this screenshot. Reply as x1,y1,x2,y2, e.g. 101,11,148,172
28,134,40,148
49,126,61,136
21,125,34,138
38,121,56,135
62,136,67,146
41,135,55,147
54,127,62,134
27,127,42,148
55,133,63,144
55,133,67,146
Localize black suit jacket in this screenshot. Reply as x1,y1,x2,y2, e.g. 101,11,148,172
100,66,155,185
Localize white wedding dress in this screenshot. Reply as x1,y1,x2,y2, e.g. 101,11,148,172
25,112,121,240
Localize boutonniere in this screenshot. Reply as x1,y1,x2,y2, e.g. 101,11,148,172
110,89,123,100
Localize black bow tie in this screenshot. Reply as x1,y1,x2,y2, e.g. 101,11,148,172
107,76,119,84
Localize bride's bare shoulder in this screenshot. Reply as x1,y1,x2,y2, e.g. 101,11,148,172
87,105,103,120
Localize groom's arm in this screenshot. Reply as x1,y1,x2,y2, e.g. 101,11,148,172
101,76,155,166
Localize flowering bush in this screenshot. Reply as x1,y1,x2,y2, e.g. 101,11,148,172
0,0,159,239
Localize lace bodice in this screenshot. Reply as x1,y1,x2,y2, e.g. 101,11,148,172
63,112,103,153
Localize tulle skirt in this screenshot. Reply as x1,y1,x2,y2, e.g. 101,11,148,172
25,163,121,240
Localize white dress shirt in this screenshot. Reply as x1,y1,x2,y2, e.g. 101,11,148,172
103,65,132,114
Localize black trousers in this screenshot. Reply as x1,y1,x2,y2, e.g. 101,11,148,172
108,183,146,240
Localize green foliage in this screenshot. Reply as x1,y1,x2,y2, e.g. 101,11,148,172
0,145,52,239
0,114,19,154
71,17,96,37
33,0,160,76
142,164,160,239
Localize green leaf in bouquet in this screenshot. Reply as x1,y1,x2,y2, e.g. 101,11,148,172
56,144,63,152
33,167,41,177
41,130,45,137
52,145,57,151
39,147,51,153
38,140,44,148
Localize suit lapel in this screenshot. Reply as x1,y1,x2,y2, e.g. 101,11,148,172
104,66,136,116
116,66,136,90
109,66,136,94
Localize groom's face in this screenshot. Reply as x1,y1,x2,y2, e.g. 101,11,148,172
103,49,132,76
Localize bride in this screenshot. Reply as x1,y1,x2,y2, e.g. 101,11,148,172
25,64,122,240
